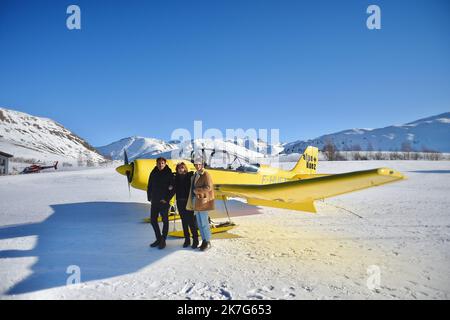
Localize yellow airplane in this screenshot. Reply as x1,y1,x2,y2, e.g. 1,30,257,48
116,146,405,237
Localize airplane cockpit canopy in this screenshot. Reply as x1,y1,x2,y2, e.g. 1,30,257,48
189,148,261,174
234,163,260,173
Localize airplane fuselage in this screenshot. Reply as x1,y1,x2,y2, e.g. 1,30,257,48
118,159,304,196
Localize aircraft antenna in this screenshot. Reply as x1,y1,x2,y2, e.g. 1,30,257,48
320,200,363,219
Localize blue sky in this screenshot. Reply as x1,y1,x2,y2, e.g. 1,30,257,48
1,0,449,146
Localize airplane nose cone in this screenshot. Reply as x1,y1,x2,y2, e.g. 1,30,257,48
116,164,132,176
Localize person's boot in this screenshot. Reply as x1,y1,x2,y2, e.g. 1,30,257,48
191,238,199,249
158,237,166,249
199,240,211,251
150,239,160,248
183,238,190,248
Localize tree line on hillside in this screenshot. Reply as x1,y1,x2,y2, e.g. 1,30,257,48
321,141,447,161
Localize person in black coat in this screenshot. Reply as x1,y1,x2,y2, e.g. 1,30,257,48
170,162,199,249
147,157,174,249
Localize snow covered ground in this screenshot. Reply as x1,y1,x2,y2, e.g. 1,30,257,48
0,160,449,300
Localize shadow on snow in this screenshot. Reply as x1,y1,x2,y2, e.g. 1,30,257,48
409,170,450,174
0,200,261,295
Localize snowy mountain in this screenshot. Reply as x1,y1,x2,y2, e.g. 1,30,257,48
0,107,105,163
166,138,269,161
4,104,446,168
97,135,285,163
283,112,450,153
99,112,450,161
96,136,179,161
233,137,284,156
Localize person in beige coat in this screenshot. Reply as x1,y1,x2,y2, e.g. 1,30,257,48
186,158,215,251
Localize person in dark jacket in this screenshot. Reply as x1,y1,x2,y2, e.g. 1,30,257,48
147,157,174,249
171,162,199,249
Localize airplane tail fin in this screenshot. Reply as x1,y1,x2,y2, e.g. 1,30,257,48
54,161,58,170
290,146,319,174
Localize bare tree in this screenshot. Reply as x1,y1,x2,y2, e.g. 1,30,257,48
373,151,384,160
354,152,368,161
401,141,412,160
322,140,339,161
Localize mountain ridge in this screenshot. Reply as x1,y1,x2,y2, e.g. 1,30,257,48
1,107,449,164
0,107,106,163
283,112,450,154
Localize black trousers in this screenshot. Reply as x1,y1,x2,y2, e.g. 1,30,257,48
177,200,198,241
150,202,169,240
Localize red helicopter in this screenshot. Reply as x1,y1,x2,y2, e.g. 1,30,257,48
22,161,58,174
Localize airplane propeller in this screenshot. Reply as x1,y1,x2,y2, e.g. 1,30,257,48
124,150,132,195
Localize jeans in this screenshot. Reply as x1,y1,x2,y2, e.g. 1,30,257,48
150,202,169,240
196,211,211,242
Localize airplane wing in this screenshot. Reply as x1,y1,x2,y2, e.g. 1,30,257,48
215,168,405,213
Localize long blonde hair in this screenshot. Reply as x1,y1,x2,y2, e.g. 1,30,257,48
175,162,188,173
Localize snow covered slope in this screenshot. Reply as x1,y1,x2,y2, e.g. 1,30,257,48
99,113,449,160
283,112,450,153
97,137,283,161
168,138,269,161
96,136,178,161
0,107,105,163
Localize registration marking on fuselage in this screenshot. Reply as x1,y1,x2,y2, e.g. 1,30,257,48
261,175,289,184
